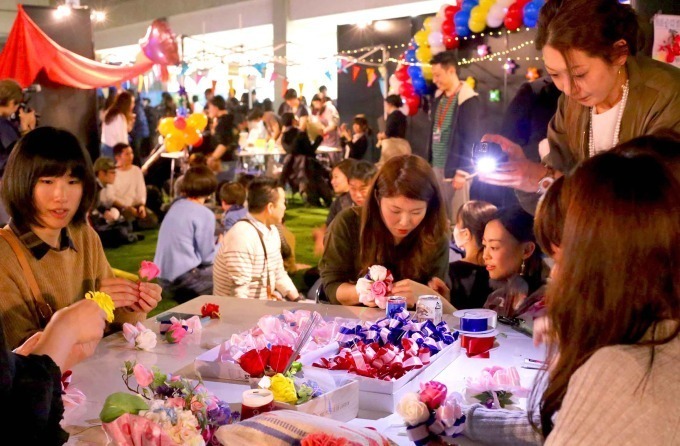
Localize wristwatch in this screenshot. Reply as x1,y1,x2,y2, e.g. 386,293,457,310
537,165,556,195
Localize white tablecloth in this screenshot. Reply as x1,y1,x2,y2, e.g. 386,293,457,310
64,296,545,445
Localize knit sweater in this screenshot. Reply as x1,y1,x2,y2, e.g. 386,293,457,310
0,223,143,349
213,215,297,300
111,165,146,208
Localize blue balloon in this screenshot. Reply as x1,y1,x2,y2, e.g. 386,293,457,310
454,10,471,27
523,1,540,23
524,17,538,27
461,0,478,13
407,65,423,80
405,49,417,64
456,24,471,37
412,77,428,95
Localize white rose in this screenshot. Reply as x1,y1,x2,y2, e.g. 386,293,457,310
356,278,374,303
135,329,158,351
396,392,430,426
368,265,388,281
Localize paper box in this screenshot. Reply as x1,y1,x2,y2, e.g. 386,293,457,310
274,380,360,422
194,346,250,382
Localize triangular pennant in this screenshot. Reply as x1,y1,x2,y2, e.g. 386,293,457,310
325,70,332,80
352,65,361,82
282,78,289,97
378,78,387,98
298,83,304,95
366,68,377,87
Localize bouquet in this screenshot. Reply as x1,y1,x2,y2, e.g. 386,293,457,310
122,322,158,351
101,361,239,445
396,381,466,445
464,366,529,409
356,265,394,309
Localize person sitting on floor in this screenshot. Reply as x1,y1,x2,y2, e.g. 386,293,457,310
213,177,300,301
154,166,218,302
110,142,157,229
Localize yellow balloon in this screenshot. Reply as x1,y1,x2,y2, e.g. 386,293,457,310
424,17,433,32
479,0,496,9
414,30,429,47
470,6,487,22
469,18,486,33
416,46,432,63
465,76,476,90
421,65,433,80
186,112,208,131
158,117,175,136
164,133,186,153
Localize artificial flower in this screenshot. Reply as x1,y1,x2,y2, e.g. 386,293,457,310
436,394,465,428
301,432,358,446
85,291,115,323
396,392,430,425
465,366,529,409
269,373,298,404
165,322,188,344
135,329,158,351
200,303,220,319
269,345,295,374
356,265,394,309
138,260,161,281
419,381,448,410
238,348,270,377
133,363,154,387
368,265,388,281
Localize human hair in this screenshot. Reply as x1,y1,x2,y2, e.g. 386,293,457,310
430,50,459,69
311,94,323,104
534,176,566,257
360,155,448,280
209,95,227,111
179,165,217,198
611,131,680,181
536,0,641,157
248,109,263,121
188,152,207,167
281,112,296,127
219,181,246,206
319,85,327,93
262,98,273,112
532,151,680,437
489,206,543,286
204,88,213,96
2,127,95,228
112,143,131,158
247,177,281,213
353,115,370,133
385,94,404,108
284,89,298,101
333,159,355,180
237,173,256,189
104,91,134,125
348,160,377,183
456,200,497,264
0,79,23,106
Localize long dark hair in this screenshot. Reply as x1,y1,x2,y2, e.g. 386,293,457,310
360,155,448,280
532,151,680,436
534,177,566,257
535,0,641,159
104,91,134,124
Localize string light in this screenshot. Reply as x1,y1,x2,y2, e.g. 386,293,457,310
458,40,534,66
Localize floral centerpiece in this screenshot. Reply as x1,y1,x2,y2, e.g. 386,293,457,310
396,381,466,445
100,361,239,445
464,366,529,409
356,265,394,309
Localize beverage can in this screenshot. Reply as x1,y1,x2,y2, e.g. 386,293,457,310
386,295,407,318
416,295,443,324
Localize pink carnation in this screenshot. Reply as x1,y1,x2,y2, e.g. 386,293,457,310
138,260,160,281
132,363,154,387
165,322,187,344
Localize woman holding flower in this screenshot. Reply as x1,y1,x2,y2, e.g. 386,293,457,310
320,155,451,309
0,127,162,349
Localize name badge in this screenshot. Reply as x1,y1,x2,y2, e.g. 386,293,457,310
433,128,442,143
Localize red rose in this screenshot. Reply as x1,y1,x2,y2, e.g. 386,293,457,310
238,348,270,377
200,303,220,319
269,345,296,374
419,381,448,410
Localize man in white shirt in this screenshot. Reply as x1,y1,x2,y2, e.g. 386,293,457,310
112,143,157,229
213,177,300,301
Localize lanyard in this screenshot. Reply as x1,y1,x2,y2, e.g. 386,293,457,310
436,85,462,131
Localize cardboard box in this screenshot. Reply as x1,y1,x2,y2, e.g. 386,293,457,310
194,346,251,382
274,380,360,422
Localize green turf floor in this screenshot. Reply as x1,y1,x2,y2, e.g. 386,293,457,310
104,199,328,316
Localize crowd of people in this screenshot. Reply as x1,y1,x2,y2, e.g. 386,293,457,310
0,0,679,443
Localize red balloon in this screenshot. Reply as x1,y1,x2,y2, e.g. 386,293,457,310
139,19,180,65
504,14,522,30
395,67,410,82
444,5,461,20
399,82,415,97
507,3,523,16
441,20,455,36
174,116,186,130
443,33,459,50
405,95,420,116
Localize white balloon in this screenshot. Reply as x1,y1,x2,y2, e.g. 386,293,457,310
389,74,402,89
430,44,446,55
497,0,515,6
487,15,504,28
428,31,443,47
430,17,444,32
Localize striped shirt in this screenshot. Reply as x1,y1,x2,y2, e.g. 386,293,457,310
212,215,297,300
431,93,459,169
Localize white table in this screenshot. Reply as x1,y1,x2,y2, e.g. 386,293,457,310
64,296,544,445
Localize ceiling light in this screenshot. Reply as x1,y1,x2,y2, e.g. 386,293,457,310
55,5,72,19
91,10,106,23
356,20,372,29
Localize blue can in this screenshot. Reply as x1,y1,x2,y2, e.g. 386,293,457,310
386,296,407,318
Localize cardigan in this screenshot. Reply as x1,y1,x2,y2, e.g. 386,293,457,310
319,207,449,305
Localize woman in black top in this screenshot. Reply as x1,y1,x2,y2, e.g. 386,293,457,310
340,115,371,160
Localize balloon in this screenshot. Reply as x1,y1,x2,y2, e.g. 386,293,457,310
174,116,186,130
523,1,540,27
424,17,434,32
479,0,496,9
470,6,487,22
405,95,420,115
421,65,433,80
461,0,477,13
415,46,432,63
445,5,461,19
185,130,203,147
454,10,471,27
412,77,428,95
487,4,506,28
158,117,175,136
429,17,444,32
405,49,417,63
456,25,471,37
395,66,410,81
399,82,415,97
442,19,455,36
443,33,459,49
408,65,423,80
164,133,185,153
431,44,446,55
497,0,515,5
414,30,429,47
428,31,443,48
389,74,402,89
139,19,180,65
504,14,522,30
468,18,486,33
186,112,208,131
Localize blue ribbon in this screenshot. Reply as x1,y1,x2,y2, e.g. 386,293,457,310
460,316,489,333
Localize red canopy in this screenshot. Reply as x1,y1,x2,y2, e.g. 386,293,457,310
0,5,154,89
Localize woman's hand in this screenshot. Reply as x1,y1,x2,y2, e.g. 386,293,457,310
391,279,439,308
99,277,140,308
13,331,43,356
477,134,550,193
428,277,450,300
130,282,162,313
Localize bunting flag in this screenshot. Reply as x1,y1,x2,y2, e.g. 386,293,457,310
211,79,217,92
366,68,377,87
282,79,289,96
337,59,348,74
228,79,233,90
352,65,361,82
325,70,332,80
270,71,279,82
378,78,387,98
378,66,388,81
137,75,144,93
253,62,267,77
298,83,304,95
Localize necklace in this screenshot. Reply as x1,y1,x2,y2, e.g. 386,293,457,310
589,80,629,157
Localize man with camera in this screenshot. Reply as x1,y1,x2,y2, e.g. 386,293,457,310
0,79,37,225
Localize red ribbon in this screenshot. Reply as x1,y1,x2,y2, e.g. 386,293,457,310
461,335,495,359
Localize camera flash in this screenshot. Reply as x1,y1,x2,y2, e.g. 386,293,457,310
476,157,498,173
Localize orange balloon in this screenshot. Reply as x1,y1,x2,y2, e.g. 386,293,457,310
185,130,202,146
186,112,208,131
164,133,185,152
158,117,175,136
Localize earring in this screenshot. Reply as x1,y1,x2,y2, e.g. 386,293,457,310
520,260,526,276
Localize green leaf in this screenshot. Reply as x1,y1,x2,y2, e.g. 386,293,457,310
100,392,149,423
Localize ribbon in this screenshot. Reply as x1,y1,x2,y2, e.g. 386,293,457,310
405,412,466,445
461,334,495,358
454,309,497,333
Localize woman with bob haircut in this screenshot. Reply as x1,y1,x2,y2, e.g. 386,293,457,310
0,127,162,350
320,155,452,309
530,150,680,443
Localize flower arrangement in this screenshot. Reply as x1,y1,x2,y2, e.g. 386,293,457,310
300,433,361,446
464,366,529,409
396,381,466,445
85,291,115,322
159,315,203,344
100,361,239,445
356,265,394,309
201,303,221,319
138,260,161,281
122,322,158,351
